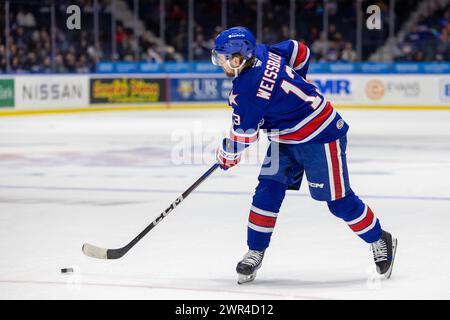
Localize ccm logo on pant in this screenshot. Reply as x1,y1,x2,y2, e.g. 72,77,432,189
309,182,324,188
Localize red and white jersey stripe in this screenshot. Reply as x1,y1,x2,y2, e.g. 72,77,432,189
248,205,278,233
324,139,346,201
289,40,310,71
269,101,336,144
347,205,379,235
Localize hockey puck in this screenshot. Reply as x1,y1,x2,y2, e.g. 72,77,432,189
61,267,74,274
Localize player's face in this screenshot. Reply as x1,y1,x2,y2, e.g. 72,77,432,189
221,59,238,78
211,50,239,77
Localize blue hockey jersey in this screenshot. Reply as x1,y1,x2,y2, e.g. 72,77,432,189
227,40,348,147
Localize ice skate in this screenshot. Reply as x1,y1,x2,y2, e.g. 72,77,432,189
371,230,397,279
236,250,265,284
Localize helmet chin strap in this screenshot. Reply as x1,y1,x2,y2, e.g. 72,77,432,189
226,58,247,77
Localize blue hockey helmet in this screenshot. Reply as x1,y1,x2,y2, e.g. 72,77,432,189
211,26,256,66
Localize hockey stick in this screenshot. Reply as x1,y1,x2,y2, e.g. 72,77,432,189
82,163,220,259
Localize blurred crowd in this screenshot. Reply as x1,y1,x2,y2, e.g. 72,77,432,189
150,0,450,63
394,6,450,61
0,0,449,74
0,1,101,73
164,0,361,62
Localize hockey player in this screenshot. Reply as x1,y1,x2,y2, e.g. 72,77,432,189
212,27,398,284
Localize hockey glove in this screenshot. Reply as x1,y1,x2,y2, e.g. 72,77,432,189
216,138,242,170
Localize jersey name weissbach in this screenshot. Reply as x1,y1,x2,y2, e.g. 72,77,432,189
256,52,282,100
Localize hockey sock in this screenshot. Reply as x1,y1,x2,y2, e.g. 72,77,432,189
327,191,382,243
248,179,287,251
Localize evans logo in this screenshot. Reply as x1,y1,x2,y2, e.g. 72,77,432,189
312,79,351,96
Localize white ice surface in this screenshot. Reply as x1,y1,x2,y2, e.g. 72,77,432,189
0,108,449,300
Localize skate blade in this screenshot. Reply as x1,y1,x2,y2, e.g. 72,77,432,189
237,272,256,285
383,238,398,279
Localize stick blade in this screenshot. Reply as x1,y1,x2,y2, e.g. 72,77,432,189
82,243,108,259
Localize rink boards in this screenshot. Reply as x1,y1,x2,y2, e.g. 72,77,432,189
0,73,449,115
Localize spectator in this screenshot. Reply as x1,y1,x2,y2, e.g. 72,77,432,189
11,56,24,73
163,45,182,62
435,53,444,62
122,35,136,61
311,32,330,59
169,4,186,21
25,52,40,72
14,27,27,49
412,50,425,61
16,9,36,28
333,33,345,52
192,33,211,61
281,25,290,39
65,52,77,72
54,54,68,73
144,43,163,63
42,57,52,73
437,27,450,59
76,54,91,73
325,42,340,62
115,24,127,53
308,27,320,43
341,42,357,62
0,44,6,72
